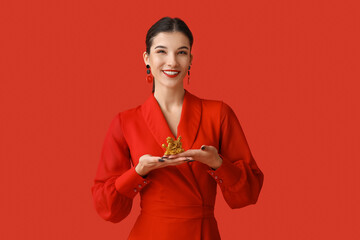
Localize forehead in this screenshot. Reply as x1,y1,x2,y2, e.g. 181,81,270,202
151,32,190,49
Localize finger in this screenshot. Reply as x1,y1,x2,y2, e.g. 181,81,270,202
201,145,218,153
144,156,166,163
166,157,189,162
154,155,170,160
162,157,190,162
155,159,183,168
171,157,194,162
168,149,198,158
177,157,193,161
167,153,180,158
165,160,187,166
182,158,195,162
157,156,172,162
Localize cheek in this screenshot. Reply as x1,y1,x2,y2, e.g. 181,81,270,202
151,59,164,69
180,57,190,65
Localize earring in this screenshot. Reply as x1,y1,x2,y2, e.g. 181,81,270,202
187,65,191,84
146,64,153,83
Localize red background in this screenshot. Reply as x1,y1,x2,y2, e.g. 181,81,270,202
1,0,359,239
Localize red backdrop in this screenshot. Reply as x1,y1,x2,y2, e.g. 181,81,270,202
1,0,359,239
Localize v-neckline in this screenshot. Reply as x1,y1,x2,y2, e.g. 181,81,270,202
141,88,202,152
154,92,185,140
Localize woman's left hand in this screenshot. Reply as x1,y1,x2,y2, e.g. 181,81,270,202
167,145,223,170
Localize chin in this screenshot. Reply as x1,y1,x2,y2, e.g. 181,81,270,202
158,80,183,89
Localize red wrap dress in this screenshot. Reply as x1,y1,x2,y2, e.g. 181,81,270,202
91,89,264,239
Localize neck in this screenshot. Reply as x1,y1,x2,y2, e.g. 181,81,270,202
153,87,186,112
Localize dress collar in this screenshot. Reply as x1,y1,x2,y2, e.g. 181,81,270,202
141,89,202,152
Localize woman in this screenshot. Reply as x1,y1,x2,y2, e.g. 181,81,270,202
91,17,264,239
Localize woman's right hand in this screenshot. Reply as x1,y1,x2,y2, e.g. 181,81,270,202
135,154,193,176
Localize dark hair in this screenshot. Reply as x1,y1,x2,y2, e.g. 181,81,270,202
145,17,194,93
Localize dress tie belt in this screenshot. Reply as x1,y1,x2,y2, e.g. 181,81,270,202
141,201,215,219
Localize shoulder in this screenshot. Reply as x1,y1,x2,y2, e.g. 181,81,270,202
197,94,222,112
108,105,142,128
200,97,240,129
197,96,237,126
199,96,234,117
118,105,141,119
201,98,222,108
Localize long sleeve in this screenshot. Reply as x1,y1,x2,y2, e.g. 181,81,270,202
207,102,264,209
91,113,151,223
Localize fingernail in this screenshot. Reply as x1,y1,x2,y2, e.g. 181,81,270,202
158,159,165,162
201,146,206,150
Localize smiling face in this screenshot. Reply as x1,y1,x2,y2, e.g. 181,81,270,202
143,31,193,91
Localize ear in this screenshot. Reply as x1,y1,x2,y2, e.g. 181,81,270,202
143,51,149,65
190,53,193,65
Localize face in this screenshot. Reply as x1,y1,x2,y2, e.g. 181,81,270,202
143,31,193,90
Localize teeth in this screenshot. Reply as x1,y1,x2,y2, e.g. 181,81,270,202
163,71,179,75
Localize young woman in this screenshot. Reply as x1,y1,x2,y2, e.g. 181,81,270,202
91,16,264,240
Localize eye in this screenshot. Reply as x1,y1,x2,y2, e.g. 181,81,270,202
179,51,188,55
157,50,166,53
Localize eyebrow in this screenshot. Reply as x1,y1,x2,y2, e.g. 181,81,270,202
154,45,189,50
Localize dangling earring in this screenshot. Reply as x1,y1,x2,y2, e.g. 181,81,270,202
187,65,191,84
146,64,153,83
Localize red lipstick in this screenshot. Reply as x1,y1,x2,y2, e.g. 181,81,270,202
162,70,180,78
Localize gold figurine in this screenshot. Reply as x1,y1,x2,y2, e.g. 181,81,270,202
162,136,185,155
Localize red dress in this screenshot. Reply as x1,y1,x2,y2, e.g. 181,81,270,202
91,89,264,239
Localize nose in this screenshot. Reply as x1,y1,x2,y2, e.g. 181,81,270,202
166,53,178,67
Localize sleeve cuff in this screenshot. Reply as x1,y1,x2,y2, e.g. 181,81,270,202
114,167,151,199
207,154,241,187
